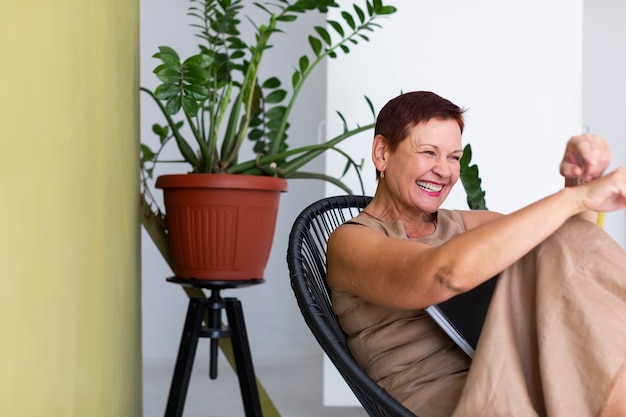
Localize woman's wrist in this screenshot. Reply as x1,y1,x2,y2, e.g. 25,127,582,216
558,186,586,216
561,182,599,222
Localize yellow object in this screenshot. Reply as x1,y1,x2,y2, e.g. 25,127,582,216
597,212,605,228
0,1,141,416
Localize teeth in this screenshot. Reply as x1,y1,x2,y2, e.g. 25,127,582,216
417,181,443,192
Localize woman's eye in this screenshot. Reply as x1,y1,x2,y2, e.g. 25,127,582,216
449,155,461,162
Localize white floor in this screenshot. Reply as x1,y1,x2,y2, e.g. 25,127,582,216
143,353,368,417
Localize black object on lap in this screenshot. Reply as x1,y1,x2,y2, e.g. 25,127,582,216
426,275,499,358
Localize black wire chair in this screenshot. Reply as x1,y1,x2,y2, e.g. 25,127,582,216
287,195,417,417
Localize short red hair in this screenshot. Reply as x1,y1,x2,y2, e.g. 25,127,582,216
374,91,466,179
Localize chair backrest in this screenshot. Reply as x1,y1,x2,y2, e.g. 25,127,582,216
287,195,417,417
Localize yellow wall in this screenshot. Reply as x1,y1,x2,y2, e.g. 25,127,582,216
0,1,141,416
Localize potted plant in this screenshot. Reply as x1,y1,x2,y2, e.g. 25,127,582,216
140,0,397,280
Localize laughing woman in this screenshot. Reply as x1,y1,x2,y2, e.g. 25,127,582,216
327,91,626,417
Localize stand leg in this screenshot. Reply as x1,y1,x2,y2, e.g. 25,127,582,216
225,298,263,417
208,291,222,380
164,298,205,417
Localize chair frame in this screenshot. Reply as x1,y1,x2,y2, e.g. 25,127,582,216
287,195,417,417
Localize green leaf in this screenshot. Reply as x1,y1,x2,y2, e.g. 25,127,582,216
265,106,287,120
183,53,212,68
328,20,344,37
308,36,322,56
292,0,317,11
354,5,365,23
164,95,182,115
336,111,348,132
182,67,210,84
140,144,156,163
153,46,180,64
153,63,180,74
154,84,180,100
364,95,375,117
230,50,245,59
340,44,350,53
341,11,356,29
265,89,287,103
183,84,209,100
265,129,284,144
154,70,181,84
460,144,488,210
314,26,332,45
461,142,473,161
277,14,297,22
248,114,263,128
226,37,247,49
298,55,310,73
379,5,398,15
254,2,272,14
248,128,264,140
262,77,281,89
265,119,283,130
252,140,267,154
151,123,166,138
181,95,200,116
341,160,351,177
291,70,301,88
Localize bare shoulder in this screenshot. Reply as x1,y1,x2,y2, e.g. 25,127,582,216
328,220,387,254
327,221,382,286
327,218,454,308
458,209,503,230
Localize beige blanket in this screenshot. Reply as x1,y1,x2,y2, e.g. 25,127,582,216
452,217,626,417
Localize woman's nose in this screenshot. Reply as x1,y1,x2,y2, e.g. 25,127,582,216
432,157,451,177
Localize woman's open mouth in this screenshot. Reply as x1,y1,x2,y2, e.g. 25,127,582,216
416,180,443,194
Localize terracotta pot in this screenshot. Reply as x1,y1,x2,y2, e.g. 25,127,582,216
155,174,288,280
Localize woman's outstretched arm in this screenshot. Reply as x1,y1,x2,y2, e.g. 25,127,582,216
328,135,625,310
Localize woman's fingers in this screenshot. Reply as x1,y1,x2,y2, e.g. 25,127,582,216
560,134,611,181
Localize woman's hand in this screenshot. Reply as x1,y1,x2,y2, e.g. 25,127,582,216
560,134,611,183
578,167,626,214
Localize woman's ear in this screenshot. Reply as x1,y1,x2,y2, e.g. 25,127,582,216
372,134,387,173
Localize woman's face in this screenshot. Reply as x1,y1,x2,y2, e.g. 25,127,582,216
381,118,463,213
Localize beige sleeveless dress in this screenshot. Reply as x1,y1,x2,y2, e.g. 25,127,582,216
331,210,626,417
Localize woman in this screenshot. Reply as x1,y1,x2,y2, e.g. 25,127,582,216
327,91,626,417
